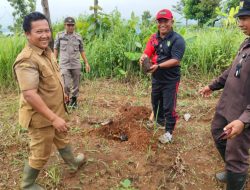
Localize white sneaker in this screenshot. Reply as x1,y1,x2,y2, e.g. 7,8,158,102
158,132,172,144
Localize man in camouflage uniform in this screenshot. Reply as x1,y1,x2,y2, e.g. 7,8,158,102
54,17,90,108
13,12,85,190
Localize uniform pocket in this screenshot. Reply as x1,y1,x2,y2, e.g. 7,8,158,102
40,66,57,90
73,42,79,51
60,40,67,51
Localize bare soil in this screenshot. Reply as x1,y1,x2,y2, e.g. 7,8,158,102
0,79,249,190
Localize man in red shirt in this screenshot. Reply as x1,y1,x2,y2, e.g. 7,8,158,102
140,9,185,144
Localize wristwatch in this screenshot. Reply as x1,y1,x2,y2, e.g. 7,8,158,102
158,64,161,69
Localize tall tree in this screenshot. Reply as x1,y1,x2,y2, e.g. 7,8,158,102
172,0,188,26
41,0,54,49
41,0,51,26
7,0,36,32
141,11,152,26
183,0,221,27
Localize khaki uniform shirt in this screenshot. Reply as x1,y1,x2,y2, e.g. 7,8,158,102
54,31,84,69
209,38,250,124
13,43,66,128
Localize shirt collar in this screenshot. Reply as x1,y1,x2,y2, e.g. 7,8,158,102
156,29,174,40
27,43,51,56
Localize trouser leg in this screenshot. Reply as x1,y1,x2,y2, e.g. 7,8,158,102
71,68,81,98
162,82,179,134
28,126,54,170
151,83,165,126
61,68,72,97
211,112,228,162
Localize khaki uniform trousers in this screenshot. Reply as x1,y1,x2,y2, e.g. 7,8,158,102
61,68,81,97
28,125,69,170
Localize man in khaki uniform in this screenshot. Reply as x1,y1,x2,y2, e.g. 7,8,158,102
54,17,90,108
13,12,85,190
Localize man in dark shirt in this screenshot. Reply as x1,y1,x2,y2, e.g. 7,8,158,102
140,9,185,144
200,1,250,189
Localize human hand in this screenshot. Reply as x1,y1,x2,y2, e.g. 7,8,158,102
51,116,68,132
64,93,69,104
139,54,148,65
85,63,90,73
149,64,159,73
223,120,244,139
199,86,212,98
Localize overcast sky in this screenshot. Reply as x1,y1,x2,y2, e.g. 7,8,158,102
0,0,180,30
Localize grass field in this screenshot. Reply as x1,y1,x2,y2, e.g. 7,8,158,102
1,77,246,190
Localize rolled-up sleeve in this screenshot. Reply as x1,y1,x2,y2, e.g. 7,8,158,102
78,37,84,52
14,62,39,91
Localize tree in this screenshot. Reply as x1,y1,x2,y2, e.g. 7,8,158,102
141,11,151,26
89,0,103,36
172,0,188,26
41,0,52,26
183,0,221,27
7,0,36,33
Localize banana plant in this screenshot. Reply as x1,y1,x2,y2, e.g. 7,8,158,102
216,6,239,27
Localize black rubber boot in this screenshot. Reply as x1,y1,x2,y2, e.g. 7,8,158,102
226,171,247,190
58,145,85,173
21,163,44,190
69,96,77,109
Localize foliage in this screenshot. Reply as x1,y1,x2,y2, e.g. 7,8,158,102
0,9,247,89
225,0,240,13
183,0,221,26
0,35,26,88
141,10,152,26
216,6,239,27
181,27,244,76
7,0,36,33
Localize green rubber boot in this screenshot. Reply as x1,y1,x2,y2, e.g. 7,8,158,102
21,163,44,190
58,145,85,173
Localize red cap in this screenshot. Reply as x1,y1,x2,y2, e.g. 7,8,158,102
156,9,173,20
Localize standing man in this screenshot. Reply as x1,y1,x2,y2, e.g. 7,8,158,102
14,12,85,189
140,9,185,144
54,17,90,109
199,1,250,189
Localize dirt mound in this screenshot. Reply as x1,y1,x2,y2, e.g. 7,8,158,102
94,105,155,151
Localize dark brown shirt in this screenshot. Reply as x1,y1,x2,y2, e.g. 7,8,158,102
209,38,250,124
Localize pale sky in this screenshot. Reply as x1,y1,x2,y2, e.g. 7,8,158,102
0,0,180,30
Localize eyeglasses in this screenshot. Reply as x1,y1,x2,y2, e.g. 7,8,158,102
235,53,247,78
66,24,75,27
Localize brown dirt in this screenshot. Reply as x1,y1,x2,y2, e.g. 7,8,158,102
1,79,250,190
94,105,154,151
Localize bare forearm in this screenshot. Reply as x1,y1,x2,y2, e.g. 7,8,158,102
158,59,180,68
80,52,88,63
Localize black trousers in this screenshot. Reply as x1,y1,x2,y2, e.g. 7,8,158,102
211,112,250,173
151,81,179,133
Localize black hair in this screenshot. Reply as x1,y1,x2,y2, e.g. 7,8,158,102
23,12,49,32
